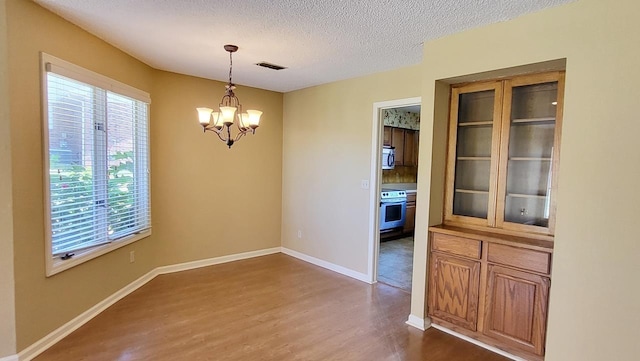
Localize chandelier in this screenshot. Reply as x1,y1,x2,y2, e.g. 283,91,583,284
197,44,262,148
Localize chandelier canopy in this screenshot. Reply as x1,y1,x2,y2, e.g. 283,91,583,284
197,45,262,148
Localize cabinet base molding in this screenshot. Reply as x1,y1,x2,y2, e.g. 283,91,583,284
406,314,431,331
431,323,527,361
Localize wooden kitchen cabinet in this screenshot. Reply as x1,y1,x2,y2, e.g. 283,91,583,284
391,127,405,165
404,130,417,166
383,126,392,146
383,126,419,167
428,226,553,361
403,192,416,234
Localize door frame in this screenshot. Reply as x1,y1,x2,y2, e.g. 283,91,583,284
367,97,421,283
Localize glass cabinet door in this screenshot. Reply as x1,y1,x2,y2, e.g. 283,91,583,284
445,83,502,226
497,73,564,232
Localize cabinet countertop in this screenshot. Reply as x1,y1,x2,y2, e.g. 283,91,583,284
429,224,554,252
382,183,417,193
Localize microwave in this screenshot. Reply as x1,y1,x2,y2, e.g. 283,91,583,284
382,146,395,170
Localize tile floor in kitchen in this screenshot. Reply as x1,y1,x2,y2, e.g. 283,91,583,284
378,236,413,292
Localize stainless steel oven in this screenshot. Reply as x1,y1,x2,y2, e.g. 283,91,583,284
380,189,407,231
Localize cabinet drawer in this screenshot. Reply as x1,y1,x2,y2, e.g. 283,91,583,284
487,243,551,274
431,233,481,259
406,193,417,203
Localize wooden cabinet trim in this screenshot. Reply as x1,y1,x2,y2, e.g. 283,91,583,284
548,72,565,234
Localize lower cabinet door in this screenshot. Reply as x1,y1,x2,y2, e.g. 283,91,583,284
483,265,550,356
429,253,480,331
403,203,416,233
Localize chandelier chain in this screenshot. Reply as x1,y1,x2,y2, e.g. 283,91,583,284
228,51,233,85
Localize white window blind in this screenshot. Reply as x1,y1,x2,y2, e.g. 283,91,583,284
44,55,150,260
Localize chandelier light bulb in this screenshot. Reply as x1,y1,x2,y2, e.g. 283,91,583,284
246,110,262,129
196,107,213,126
220,106,236,126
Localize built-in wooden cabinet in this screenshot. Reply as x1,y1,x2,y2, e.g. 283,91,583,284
430,71,563,361
428,226,553,361
445,72,564,236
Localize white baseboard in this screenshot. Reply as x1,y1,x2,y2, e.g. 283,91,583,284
17,247,282,361
281,247,371,284
18,268,157,361
405,314,431,331
155,247,282,275
431,324,526,361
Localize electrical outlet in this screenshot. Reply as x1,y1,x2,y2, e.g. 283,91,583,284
297,230,302,239
361,179,370,189
129,251,135,263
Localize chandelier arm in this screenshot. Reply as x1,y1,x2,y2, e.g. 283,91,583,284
207,127,228,142
235,113,246,132
233,130,247,143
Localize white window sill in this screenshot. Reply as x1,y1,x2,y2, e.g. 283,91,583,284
46,230,152,277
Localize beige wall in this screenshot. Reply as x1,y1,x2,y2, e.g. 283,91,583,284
0,0,17,357
7,0,156,350
416,0,640,359
151,70,283,266
6,0,284,351
282,65,421,275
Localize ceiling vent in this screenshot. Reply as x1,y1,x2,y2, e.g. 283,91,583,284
256,62,286,70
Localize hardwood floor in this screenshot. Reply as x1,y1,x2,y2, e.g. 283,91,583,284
34,254,508,361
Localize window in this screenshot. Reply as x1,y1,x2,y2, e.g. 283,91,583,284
42,53,151,276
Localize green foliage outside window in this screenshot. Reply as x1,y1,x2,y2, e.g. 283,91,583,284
50,150,136,253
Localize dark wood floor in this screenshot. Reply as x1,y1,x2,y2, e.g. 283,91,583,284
34,253,508,361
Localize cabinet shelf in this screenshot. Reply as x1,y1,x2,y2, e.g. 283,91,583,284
455,189,489,195
511,117,555,124
507,193,547,200
458,121,493,127
458,157,491,161
509,157,552,161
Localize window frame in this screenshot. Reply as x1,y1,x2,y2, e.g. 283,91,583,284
41,52,152,276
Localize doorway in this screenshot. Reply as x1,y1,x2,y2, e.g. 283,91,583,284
367,97,421,293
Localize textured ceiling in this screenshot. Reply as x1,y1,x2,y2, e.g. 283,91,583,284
33,0,572,93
